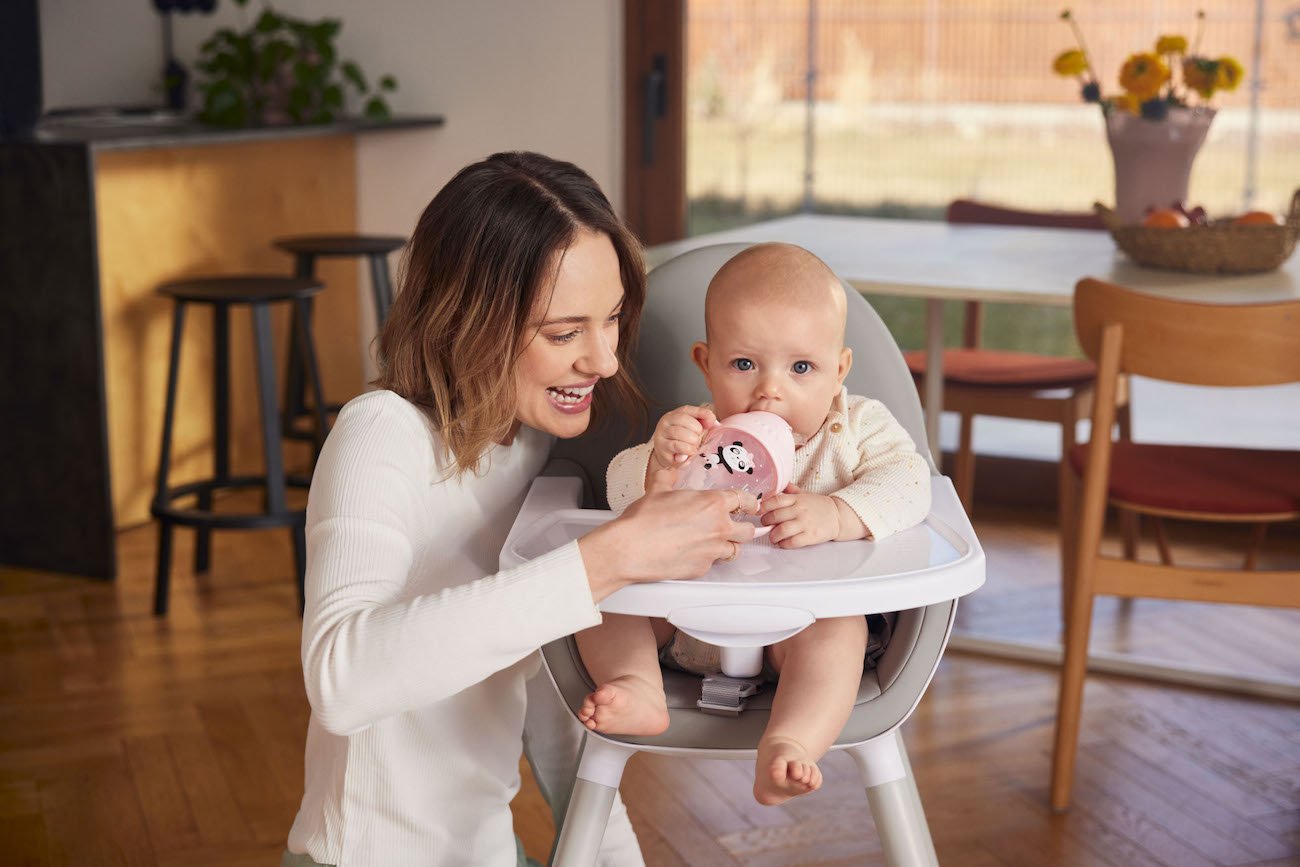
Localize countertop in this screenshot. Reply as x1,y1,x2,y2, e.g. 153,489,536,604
3,111,444,151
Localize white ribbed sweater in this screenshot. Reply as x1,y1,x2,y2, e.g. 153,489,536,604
286,390,602,866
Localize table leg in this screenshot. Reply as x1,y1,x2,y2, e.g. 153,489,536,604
923,298,945,463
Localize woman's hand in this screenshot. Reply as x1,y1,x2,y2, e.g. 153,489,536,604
645,405,718,493
578,487,758,600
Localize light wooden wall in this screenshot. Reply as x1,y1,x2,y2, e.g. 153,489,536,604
94,135,363,527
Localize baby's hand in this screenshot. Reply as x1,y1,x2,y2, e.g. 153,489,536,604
646,405,718,492
761,484,866,548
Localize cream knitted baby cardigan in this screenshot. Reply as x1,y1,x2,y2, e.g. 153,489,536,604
606,388,931,539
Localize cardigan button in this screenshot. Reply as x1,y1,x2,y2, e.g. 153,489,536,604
830,422,843,433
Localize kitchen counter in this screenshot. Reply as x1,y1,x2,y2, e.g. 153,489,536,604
0,114,442,579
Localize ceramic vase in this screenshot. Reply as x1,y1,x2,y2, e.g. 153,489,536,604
1105,107,1215,224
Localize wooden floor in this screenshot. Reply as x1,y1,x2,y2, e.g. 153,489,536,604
2,500,1297,866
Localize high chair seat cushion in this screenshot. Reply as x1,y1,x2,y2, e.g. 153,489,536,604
904,349,1097,390
1068,442,1300,517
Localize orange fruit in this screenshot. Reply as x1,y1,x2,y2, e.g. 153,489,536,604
1232,210,1279,226
1142,207,1189,228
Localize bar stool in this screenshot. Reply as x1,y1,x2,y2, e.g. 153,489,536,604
272,234,406,449
151,275,328,616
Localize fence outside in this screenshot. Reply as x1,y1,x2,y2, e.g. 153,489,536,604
687,0,1300,236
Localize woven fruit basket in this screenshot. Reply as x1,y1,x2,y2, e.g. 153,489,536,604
1095,189,1300,274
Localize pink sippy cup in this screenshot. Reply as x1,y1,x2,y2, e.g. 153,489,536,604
673,411,795,536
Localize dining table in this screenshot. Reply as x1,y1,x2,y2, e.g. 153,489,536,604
645,214,1300,700
646,213,1300,461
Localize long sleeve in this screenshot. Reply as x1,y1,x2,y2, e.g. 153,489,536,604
605,441,655,513
298,392,603,736
828,397,932,541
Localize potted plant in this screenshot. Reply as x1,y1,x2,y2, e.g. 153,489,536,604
1052,8,1244,223
195,0,397,127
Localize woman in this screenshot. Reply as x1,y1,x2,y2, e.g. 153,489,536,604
282,152,757,866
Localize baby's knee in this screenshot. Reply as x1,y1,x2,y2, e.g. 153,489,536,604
769,616,868,667
802,615,868,646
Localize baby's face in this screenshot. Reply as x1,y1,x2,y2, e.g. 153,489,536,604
693,296,850,441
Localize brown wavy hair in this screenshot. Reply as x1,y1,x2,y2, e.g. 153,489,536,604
376,151,647,475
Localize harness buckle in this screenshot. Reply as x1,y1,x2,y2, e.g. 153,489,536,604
697,674,764,716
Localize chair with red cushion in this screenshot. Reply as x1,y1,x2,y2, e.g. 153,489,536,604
903,200,1133,613
1050,277,1300,810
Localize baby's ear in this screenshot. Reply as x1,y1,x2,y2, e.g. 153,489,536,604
690,341,710,377
837,346,853,384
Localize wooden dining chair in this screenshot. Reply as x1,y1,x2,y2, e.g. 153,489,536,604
902,200,1132,618
1050,277,1300,811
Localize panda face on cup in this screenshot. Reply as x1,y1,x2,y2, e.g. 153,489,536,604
672,412,794,510
701,442,755,476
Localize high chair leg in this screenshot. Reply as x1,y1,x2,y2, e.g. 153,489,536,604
551,736,636,867
847,731,939,867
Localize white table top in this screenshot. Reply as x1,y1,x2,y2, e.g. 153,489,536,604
645,214,1300,306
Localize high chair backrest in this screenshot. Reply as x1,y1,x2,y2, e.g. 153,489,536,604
1073,278,1300,387
552,243,936,506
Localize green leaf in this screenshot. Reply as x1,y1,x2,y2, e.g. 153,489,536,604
257,40,290,80
378,75,397,92
323,84,343,109
341,61,367,92
364,97,391,121
200,81,248,127
255,10,283,34
315,41,337,71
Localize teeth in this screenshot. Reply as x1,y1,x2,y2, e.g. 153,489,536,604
548,384,594,405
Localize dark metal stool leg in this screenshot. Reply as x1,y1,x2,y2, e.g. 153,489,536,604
367,251,395,325
195,302,230,575
252,301,288,512
282,252,316,437
250,302,296,606
295,297,331,462
153,302,187,616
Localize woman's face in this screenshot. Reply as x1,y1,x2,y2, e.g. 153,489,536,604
513,229,625,439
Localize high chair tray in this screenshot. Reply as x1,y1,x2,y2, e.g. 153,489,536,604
502,476,984,620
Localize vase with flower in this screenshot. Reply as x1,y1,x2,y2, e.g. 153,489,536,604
1053,9,1244,224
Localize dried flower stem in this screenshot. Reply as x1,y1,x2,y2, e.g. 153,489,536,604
1060,10,1098,81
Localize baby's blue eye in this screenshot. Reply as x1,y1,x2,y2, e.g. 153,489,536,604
792,360,812,374
732,358,754,371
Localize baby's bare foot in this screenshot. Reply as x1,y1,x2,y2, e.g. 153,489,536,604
754,736,823,805
576,675,670,736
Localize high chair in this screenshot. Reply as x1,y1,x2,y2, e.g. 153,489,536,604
501,244,985,866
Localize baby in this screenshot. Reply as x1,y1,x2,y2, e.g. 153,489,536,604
576,242,931,805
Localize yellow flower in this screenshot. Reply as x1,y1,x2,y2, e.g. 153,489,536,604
1155,35,1188,55
1183,57,1217,98
1111,93,1141,114
1119,52,1170,99
1053,49,1088,77
1215,56,1244,91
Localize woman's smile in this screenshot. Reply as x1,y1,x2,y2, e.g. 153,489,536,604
547,380,598,413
